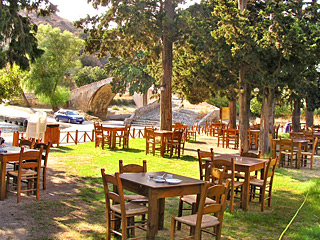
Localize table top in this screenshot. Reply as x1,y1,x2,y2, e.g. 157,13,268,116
120,171,204,189
273,138,308,143
0,146,21,155
102,126,126,130
215,154,267,167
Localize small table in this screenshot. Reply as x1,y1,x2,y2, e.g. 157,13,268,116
153,130,173,157
102,126,126,149
204,154,267,211
120,171,204,240
0,146,21,200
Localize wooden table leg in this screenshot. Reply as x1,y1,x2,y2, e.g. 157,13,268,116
243,169,250,211
158,198,165,230
0,159,6,200
147,189,159,240
160,135,165,157
112,130,116,149
297,142,302,169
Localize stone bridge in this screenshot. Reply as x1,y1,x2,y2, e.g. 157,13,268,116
68,78,115,117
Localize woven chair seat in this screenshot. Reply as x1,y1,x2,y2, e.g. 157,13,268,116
181,194,216,205
175,214,220,228
110,202,148,217
8,169,37,177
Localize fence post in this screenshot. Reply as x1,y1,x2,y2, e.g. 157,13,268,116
92,130,95,142
75,130,78,145
67,132,69,143
132,128,135,139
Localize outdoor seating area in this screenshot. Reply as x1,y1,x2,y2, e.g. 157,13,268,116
1,122,319,240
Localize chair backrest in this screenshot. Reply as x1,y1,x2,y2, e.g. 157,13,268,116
303,131,314,141
19,138,35,149
212,158,235,190
227,128,238,137
274,124,280,139
34,141,51,167
197,148,214,181
18,146,43,173
94,122,103,135
211,166,226,185
262,157,278,187
240,149,261,158
119,160,147,174
172,129,183,142
279,138,294,151
101,170,127,224
145,128,156,140
194,180,230,238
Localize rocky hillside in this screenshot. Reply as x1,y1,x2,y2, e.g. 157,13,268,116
23,11,83,37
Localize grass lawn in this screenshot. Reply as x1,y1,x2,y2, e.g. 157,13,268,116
22,138,320,240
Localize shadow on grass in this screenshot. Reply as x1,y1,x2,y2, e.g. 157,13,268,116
276,168,318,182
51,146,74,153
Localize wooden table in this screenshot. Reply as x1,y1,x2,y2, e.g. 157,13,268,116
0,146,21,200
272,138,308,168
204,154,267,211
102,126,126,149
120,171,204,240
153,130,173,157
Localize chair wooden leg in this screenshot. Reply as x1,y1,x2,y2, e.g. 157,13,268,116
170,217,176,240
177,198,183,230
261,187,266,212
229,188,234,212
17,179,21,203
43,168,47,190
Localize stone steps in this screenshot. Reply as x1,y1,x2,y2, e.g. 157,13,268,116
131,119,160,127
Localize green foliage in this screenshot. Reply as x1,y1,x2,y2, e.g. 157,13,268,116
0,64,27,102
0,0,57,70
111,106,119,111
208,95,229,108
110,98,135,106
106,53,157,95
26,24,83,109
74,66,108,87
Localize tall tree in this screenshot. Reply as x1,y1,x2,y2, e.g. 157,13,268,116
0,0,56,70
76,0,185,130
26,24,83,110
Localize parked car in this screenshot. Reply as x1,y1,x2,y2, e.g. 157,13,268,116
54,110,85,124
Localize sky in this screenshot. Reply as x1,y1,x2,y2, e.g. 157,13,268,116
50,0,107,22
50,0,199,22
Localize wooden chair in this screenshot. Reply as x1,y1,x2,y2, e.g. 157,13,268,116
250,157,278,211
123,124,131,149
269,133,279,159
101,170,148,240
274,124,280,139
145,128,161,156
226,129,239,149
300,137,318,169
279,138,297,168
212,158,243,212
19,138,35,148
94,122,110,149
167,129,184,157
177,149,225,230
304,131,316,152
119,160,148,203
170,180,230,240
217,128,226,148
6,146,43,203
186,125,197,142
248,129,259,150
34,142,51,190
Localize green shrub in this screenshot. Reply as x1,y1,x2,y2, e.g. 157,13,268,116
112,105,119,110
122,106,128,111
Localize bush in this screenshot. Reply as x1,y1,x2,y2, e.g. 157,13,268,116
112,105,119,110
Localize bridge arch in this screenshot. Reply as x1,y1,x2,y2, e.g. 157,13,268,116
68,78,115,117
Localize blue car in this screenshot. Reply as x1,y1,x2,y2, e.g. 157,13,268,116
54,110,85,124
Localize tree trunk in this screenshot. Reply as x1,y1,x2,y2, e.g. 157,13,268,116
292,99,301,132
306,97,314,127
21,91,31,108
143,92,148,106
160,0,173,131
239,65,250,153
238,0,249,153
259,87,275,155
229,99,237,129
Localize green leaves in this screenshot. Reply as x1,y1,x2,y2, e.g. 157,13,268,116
26,24,83,109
